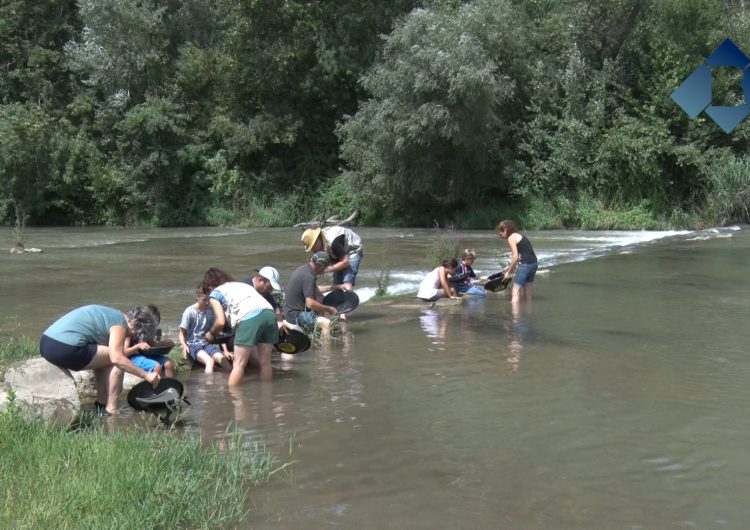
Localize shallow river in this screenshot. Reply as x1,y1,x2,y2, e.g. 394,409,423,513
2,225,749,529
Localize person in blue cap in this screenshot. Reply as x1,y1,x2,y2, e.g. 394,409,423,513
283,251,338,333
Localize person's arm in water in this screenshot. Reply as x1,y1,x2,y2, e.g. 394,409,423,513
178,328,189,360
438,267,458,299
306,296,337,316
204,298,225,342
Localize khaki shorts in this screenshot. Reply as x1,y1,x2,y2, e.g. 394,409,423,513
235,310,278,346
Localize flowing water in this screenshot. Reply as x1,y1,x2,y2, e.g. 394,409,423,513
2,225,749,528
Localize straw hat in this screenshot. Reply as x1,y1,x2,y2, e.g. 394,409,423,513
301,227,322,252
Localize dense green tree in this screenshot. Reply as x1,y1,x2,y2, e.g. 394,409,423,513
212,0,423,203
0,104,65,240
1,0,749,229
0,1,79,108
338,0,528,221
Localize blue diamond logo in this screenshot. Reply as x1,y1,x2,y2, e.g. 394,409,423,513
672,38,750,133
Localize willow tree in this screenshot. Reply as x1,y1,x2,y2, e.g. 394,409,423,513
338,0,530,222
0,104,63,246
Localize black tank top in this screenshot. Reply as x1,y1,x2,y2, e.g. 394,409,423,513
517,235,537,264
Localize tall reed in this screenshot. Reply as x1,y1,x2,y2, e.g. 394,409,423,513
426,222,460,267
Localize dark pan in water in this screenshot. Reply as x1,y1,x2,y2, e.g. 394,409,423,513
210,331,234,345
139,344,174,357
127,378,190,424
322,290,360,314
274,329,311,354
484,272,512,292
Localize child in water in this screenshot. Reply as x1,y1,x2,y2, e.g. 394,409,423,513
449,249,487,297
124,305,175,378
179,289,232,373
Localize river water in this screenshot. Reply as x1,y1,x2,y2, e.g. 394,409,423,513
1,225,749,528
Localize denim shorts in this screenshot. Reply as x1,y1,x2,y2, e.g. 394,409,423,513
514,262,538,286
457,284,487,297
188,342,221,362
333,251,363,286
293,311,319,331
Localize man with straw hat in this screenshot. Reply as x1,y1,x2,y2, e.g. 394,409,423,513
300,225,363,295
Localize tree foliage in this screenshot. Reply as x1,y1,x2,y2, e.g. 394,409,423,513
0,0,749,229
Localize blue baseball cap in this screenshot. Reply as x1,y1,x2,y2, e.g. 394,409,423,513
312,251,330,266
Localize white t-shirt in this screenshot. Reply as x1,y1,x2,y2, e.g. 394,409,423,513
323,226,362,257
417,267,442,300
209,282,273,329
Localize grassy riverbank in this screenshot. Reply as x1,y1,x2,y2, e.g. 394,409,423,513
0,338,287,529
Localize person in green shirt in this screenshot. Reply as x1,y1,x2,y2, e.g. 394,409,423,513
40,304,161,416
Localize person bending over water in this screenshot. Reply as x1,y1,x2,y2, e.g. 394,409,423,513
417,258,460,302
200,268,278,384
495,220,538,305
40,304,161,416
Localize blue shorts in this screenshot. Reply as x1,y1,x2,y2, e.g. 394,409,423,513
40,334,97,371
333,251,363,286
188,342,221,362
130,354,171,372
514,262,538,286
293,311,319,331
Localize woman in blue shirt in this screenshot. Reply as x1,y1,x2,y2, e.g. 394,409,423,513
40,304,161,416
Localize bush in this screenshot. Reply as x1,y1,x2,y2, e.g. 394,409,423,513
702,154,750,226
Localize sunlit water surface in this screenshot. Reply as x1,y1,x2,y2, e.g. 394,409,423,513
2,225,749,528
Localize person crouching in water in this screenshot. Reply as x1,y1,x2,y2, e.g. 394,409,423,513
449,249,487,297
179,289,232,373
417,258,460,302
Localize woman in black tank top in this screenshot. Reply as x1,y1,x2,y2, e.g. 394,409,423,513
495,220,539,305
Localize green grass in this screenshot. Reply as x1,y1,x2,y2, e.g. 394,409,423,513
0,395,289,529
375,264,391,296
0,336,38,377
205,195,303,227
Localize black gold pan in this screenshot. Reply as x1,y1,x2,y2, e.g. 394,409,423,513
484,272,512,292
274,329,311,354
321,290,360,314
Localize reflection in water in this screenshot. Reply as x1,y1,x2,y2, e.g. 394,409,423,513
316,323,362,410
506,304,535,370
419,309,447,345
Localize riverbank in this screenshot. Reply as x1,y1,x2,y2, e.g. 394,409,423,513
0,339,286,530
